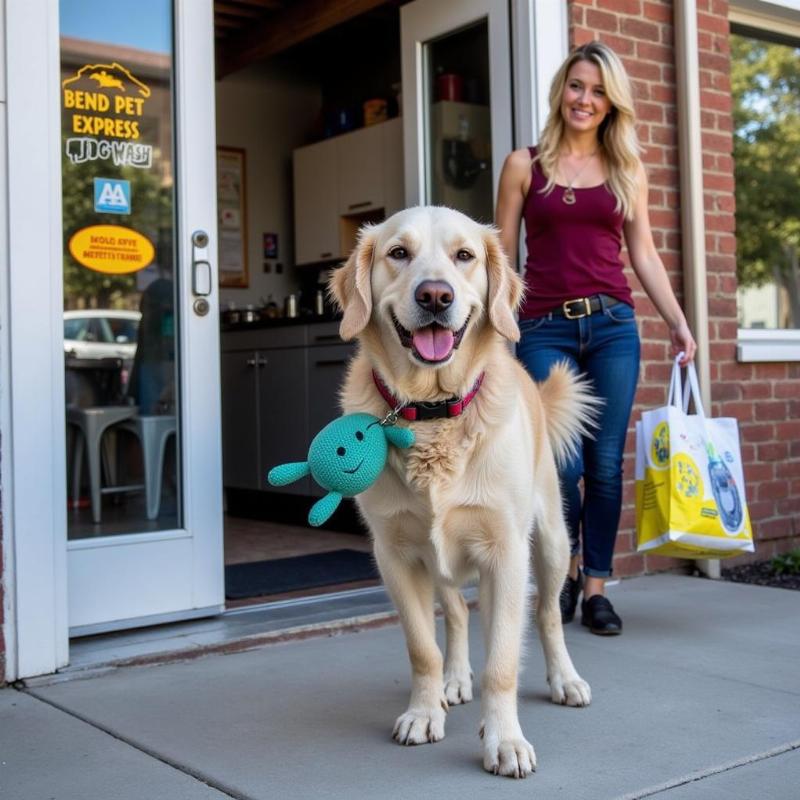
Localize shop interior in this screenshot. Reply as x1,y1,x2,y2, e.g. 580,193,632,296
63,0,493,610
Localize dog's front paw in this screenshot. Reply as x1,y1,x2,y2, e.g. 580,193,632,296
549,673,592,707
481,734,536,778
443,667,473,705
392,706,446,745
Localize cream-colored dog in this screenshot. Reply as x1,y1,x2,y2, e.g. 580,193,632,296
329,206,598,778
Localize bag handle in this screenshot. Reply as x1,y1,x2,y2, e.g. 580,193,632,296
673,356,720,463
669,352,706,419
667,354,684,409
681,359,707,420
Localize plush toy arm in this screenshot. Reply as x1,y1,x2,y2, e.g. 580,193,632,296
268,461,311,486
384,426,415,449
308,491,343,527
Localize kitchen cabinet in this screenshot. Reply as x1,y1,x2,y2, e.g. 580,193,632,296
220,326,308,495
292,139,339,266
220,350,261,491
257,346,309,496
293,118,404,266
307,343,354,498
337,125,384,215
221,323,356,498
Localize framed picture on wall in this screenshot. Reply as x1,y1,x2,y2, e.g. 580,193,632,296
216,147,248,288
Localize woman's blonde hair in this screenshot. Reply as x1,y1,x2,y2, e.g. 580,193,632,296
536,41,642,220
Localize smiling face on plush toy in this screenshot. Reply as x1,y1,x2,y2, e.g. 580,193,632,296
307,413,389,494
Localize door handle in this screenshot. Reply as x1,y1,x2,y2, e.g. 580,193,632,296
192,229,212,297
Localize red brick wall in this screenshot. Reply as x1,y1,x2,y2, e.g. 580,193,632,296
569,0,800,575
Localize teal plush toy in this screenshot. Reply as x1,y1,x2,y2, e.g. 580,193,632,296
267,413,415,527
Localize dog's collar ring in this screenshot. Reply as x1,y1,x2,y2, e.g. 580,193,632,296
378,402,406,427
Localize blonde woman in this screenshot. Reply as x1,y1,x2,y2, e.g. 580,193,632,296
496,41,696,634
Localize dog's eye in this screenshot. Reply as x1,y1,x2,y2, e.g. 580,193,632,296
455,249,474,262
388,246,409,261
355,431,364,441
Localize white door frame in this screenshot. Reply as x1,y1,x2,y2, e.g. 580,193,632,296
512,0,569,145
400,0,568,210
509,0,568,266
2,0,223,680
401,0,513,207
3,0,69,681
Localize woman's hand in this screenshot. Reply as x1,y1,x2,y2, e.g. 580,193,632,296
670,320,696,365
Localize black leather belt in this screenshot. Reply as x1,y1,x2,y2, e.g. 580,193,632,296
550,294,622,320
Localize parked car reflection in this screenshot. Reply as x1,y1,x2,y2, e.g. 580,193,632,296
63,309,141,362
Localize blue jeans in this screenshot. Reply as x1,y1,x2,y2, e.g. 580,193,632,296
516,299,641,577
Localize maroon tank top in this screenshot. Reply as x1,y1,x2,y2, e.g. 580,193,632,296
519,146,633,319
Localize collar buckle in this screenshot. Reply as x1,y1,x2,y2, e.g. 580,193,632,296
413,400,450,421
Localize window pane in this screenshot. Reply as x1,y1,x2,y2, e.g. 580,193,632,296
424,20,493,223
60,0,181,538
732,32,800,329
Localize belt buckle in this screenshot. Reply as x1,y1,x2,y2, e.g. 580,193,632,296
563,297,591,320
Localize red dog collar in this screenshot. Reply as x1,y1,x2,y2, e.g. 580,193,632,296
372,370,484,422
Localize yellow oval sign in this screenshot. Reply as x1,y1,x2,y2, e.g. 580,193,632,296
68,224,155,274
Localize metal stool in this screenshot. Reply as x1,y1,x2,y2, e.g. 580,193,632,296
66,405,139,524
118,415,177,520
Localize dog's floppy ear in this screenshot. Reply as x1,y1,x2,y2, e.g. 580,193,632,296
328,225,377,341
483,227,523,341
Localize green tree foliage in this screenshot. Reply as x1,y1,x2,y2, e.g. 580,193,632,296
732,34,800,326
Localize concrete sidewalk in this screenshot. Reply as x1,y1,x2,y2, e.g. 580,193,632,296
2,574,799,799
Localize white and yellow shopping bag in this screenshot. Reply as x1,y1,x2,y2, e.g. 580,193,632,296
635,355,754,558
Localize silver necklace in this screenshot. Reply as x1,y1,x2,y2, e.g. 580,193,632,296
561,149,598,205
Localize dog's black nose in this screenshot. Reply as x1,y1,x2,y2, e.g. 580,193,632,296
415,280,454,314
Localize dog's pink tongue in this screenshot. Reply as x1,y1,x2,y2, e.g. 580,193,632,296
412,325,454,361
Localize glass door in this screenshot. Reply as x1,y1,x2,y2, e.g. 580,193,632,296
400,0,513,215
59,0,223,635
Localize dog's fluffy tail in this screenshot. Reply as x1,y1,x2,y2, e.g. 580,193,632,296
538,361,604,466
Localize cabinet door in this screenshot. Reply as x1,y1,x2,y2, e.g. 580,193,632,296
382,117,405,217
338,125,384,215
259,347,309,495
293,141,339,265
307,344,356,498
221,350,260,490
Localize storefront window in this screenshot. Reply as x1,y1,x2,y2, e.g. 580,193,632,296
732,30,800,329
60,0,181,538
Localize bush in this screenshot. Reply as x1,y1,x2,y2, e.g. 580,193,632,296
770,550,800,576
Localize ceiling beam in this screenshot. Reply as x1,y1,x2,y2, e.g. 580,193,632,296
223,0,284,8
215,16,246,29
217,0,390,78
215,2,262,17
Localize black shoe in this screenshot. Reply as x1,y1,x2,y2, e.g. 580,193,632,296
559,569,583,623
581,595,622,635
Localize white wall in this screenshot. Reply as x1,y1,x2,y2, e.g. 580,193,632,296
215,61,322,310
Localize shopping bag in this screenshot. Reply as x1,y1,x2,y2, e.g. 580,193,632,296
635,355,754,558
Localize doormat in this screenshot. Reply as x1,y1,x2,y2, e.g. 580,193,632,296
225,549,379,600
